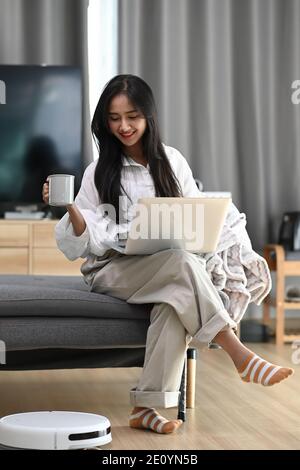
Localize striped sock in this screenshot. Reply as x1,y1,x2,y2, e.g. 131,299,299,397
129,408,183,434
238,353,294,386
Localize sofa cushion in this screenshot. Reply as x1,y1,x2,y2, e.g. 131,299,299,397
0,275,152,320
0,317,149,351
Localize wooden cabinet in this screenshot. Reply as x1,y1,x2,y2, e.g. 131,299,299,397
0,224,29,246
0,220,82,276
263,244,300,346
0,248,28,274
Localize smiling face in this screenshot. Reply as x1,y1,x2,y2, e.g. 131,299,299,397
107,94,147,149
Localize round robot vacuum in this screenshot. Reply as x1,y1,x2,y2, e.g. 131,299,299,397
0,411,112,450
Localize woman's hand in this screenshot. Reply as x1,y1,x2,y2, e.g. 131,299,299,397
42,178,86,236
42,178,75,208
42,179,49,205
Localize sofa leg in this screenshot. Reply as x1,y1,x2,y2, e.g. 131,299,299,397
177,348,198,421
186,348,197,408
177,357,186,421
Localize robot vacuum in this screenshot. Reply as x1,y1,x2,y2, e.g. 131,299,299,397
0,411,112,450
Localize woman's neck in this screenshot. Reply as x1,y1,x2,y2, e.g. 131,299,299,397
123,143,147,167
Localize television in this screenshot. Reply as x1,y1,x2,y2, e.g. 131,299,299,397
0,65,83,218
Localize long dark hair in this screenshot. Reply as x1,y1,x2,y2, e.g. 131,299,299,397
91,74,183,223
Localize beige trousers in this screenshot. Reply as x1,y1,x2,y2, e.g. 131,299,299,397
82,248,237,408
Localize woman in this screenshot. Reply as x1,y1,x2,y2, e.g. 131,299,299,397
42,74,293,435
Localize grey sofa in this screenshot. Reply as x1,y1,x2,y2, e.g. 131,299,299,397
0,274,154,369
0,274,194,419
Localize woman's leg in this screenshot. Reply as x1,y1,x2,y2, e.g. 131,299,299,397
91,248,232,434
90,248,293,434
129,303,190,433
131,303,190,400
213,328,294,385
91,248,235,346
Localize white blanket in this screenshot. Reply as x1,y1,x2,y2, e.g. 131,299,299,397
200,203,272,323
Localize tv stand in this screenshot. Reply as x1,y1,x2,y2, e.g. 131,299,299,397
4,211,46,220
0,219,82,275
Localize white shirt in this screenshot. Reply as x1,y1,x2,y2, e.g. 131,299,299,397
54,146,273,321
55,144,202,261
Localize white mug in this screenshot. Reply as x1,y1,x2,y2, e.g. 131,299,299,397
48,174,75,206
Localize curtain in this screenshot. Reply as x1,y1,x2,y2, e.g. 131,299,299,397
0,0,92,166
118,0,300,251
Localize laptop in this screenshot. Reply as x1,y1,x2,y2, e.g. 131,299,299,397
119,195,231,255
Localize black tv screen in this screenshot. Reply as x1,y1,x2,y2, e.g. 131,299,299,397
0,65,83,213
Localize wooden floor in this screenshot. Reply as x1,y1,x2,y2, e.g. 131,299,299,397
0,343,299,450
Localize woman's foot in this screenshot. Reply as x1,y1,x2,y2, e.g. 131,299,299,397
213,329,294,386
237,352,294,386
129,407,183,434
